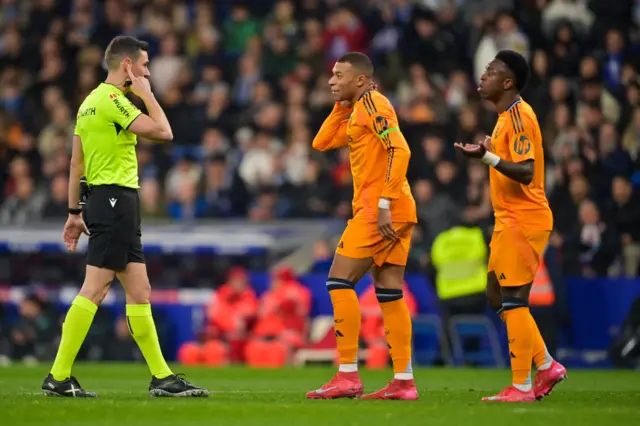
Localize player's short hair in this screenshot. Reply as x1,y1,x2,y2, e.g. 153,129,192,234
105,36,149,70
336,52,374,78
495,50,530,92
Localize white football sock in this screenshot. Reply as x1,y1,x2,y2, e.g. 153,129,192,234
338,363,357,373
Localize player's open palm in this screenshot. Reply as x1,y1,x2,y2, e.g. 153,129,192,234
63,215,90,252
454,136,490,158
378,208,398,241
126,65,152,98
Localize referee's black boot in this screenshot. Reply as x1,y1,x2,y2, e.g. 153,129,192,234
42,374,98,397
148,373,210,397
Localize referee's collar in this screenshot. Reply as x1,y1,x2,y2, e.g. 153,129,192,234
102,82,124,94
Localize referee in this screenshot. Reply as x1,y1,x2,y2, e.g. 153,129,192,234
42,36,208,398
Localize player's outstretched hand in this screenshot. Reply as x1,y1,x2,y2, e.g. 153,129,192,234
378,207,398,241
454,136,490,159
125,64,152,99
63,214,89,252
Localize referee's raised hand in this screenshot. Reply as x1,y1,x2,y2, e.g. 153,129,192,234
126,64,152,99
63,214,89,252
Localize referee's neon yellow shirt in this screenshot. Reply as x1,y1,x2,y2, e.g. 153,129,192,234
74,83,143,189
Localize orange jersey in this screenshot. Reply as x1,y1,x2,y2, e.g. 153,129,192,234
313,91,417,223
489,99,553,231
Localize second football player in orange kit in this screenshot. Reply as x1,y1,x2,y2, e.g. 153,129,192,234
456,50,567,403
306,52,418,401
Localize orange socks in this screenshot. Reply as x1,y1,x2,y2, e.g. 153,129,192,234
327,280,413,378
327,279,361,368
499,304,554,372
376,288,413,377
502,302,534,390
531,315,553,370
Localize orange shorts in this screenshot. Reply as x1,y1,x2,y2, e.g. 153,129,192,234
489,227,550,287
335,220,414,267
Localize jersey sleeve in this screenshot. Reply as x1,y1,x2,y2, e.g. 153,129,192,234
508,107,536,163
364,94,411,200
312,103,352,152
104,91,143,130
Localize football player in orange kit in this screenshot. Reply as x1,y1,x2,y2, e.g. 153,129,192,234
306,52,418,401
455,50,567,403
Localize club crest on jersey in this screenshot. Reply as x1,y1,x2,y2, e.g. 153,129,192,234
513,134,531,155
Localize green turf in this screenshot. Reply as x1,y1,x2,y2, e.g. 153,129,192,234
1,364,639,425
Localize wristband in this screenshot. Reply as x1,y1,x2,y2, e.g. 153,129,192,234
481,151,501,167
68,208,82,215
378,198,391,209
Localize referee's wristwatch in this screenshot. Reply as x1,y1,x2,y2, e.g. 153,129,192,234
68,208,83,215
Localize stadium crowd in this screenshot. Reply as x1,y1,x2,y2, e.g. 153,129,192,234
1,0,640,280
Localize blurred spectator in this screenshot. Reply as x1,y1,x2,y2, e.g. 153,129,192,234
245,266,311,367
2,294,57,363
0,176,45,225
564,199,620,277
310,239,333,273
495,10,529,58
42,173,69,218
37,104,74,161
413,179,459,247
207,267,259,364
201,154,248,217
103,316,145,362
224,5,261,57
238,131,280,189
284,158,333,218
150,34,186,98
323,7,367,65
607,175,640,277
167,176,208,221
178,267,259,366
542,0,594,38
139,178,166,219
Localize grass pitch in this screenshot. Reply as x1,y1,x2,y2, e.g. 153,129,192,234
1,364,639,425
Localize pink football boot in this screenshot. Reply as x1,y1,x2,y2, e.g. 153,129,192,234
534,360,567,400
360,379,419,400
482,386,536,403
306,372,363,399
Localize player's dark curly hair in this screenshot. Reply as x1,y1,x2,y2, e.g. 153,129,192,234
495,50,530,93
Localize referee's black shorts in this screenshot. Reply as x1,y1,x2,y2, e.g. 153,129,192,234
84,185,145,271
